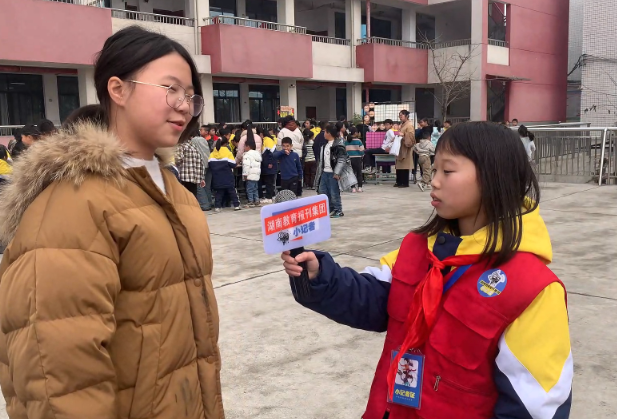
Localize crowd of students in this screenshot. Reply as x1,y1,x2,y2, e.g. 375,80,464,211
174,117,360,218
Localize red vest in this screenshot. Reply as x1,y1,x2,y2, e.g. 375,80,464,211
363,233,564,419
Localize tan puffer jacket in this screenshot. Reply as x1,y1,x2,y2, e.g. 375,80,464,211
0,125,224,419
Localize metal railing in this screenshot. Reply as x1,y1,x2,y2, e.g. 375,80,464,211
488,39,509,48
357,37,427,49
111,9,195,26
224,122,279,131
44,0,105,6
529,127,617,185
0,126,23,137
312,35,351,46
203,16,307,34
432,39,472,49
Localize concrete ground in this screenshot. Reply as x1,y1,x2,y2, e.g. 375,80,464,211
1,182,616,418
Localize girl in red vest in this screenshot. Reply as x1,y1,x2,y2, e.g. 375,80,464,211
282,122,572,419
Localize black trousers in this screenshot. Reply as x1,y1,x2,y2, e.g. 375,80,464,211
350,157,363,188
259,174,276,199
281,176,299,193
180,180,198,197
215,187,240,208
396,169,410,187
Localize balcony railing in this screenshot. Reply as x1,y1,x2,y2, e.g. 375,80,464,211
357,37,428,49
44,0,106,6
488,39,509,47
203,16,307,34
312,35,351,46
111,9,195,27
432,39,472,49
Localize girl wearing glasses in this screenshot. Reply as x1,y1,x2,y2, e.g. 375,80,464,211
0,26,224,419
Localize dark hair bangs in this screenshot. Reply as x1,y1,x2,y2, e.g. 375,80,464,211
415,121,540,267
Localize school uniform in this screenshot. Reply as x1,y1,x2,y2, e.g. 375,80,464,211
209,146,240,208
290,203,572,419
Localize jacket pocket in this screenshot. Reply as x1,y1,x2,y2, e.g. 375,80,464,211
129,324,161,418
428,296,506,370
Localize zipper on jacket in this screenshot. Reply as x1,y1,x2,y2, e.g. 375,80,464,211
433,374,491,396
434,375,441,391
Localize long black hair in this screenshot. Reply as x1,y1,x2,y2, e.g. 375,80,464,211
414,122,540,267
64,26,202,143
242,120,256,148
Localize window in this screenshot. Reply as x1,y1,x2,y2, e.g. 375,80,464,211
0,73,45,126
361,16,392,39
249,85,279,122
416,13,435,42
57,76,79,123
336,88,347,120
210,0,236,17
213,83,240,123
246,0,277,22
488,2,507,42
335,12,345,39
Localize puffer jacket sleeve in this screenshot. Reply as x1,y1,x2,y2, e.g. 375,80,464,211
0,196,121,418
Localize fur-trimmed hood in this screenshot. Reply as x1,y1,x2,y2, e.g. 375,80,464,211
0,123,172,244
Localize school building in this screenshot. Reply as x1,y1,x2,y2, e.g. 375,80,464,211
0,0,568,127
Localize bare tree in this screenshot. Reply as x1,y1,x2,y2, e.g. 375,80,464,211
420,34,481,120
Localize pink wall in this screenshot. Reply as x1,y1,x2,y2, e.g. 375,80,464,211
201,25,313,79
0,0,112,66
356,43,428,84
486,0,568,122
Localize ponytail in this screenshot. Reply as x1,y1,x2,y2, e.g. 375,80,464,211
245,120,255,145
216,136,229,151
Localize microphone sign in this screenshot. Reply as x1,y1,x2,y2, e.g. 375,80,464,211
261,194,332,254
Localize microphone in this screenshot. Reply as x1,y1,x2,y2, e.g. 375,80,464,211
273,190,311,298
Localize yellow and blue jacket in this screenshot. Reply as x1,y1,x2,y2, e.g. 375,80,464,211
296,204,572,418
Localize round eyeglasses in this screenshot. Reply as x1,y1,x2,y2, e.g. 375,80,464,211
129,80,204,117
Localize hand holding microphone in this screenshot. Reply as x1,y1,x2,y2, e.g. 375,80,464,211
281,251,319,280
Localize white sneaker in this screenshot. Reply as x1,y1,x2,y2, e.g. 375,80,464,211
214,208,222,214
417,182,425,192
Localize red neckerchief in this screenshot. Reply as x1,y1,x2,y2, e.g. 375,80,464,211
387,251,480,399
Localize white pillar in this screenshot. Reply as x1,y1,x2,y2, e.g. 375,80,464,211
277,0,294,26
200,74,215,124
78,68,97,106
402,9,416,42
240,83,250,121
402,85,416,116
196,0,209,23
470,0,486,121
280,79,298,116
237,0,246,17
346,0,362,42
346,82,362,120
42,74,61,125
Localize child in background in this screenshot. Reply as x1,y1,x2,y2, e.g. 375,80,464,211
0,145,13,177
316,125,348,218
209,135,241,213
303,129,317,190
345,129,365,193
261,129,278,204
242,138,262,208
274,137,303,193
281,122,572,419
414,130,436,192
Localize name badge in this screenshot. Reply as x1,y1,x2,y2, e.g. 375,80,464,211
388,350,425,409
